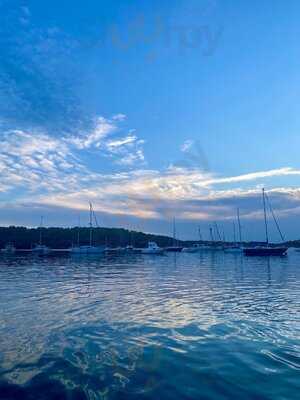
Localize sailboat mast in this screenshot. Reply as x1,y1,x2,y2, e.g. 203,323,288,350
233,222,236,243
237,208,242,243
262,188,269,244
214,222,222,242
198,226,202,242
265,192,285,242
77,215,81,246
39,216,43,245
209,226,214,242
173,217,176,246
89,202,93,247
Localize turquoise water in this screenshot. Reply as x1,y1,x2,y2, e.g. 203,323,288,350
0,252,299,399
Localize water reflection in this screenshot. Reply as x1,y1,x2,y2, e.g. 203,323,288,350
0,252,299,399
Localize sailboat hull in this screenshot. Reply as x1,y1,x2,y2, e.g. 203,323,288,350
71,246,106,255
165,247,183,252
243,247,288,256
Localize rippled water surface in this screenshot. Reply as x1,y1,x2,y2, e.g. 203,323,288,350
0,251,300,399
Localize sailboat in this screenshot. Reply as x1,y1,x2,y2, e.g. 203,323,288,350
243,189,288,256
165,218,183,252
224,210,243,253
70,203,105,255
182,227,211,252
1,243,16,255
32,217,51,256
196,227,212,250
209,223,224,250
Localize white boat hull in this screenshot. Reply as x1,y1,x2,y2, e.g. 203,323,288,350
141,242,164,255
32,245,51,256
70,246,106,255
224,247,243,253
141,249,164,255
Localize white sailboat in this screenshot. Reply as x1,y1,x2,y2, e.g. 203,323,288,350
196,227,214,250
165,218,183,252
208,224,224,250
224,212,243,253
32,217,51,256
182,227,210,252
70,203,105,255
1,243,16,255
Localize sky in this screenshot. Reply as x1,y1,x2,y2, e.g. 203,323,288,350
1,0,300,241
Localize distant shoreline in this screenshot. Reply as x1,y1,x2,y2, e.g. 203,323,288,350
0,226,297,250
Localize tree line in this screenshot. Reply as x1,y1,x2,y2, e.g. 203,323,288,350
0,226,184,249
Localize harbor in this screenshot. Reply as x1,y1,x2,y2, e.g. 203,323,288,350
0,189,292,258
2,1,300,398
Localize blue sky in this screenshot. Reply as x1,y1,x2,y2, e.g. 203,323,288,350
1,0,300,241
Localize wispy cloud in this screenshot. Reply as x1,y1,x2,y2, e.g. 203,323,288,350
181,139,194,152
205,167,300,186
112,113,127,122
67,117,117,149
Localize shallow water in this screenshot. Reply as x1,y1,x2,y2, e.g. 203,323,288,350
0,251,299,399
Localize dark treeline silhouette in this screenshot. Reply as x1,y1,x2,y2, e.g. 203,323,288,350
0,226,186,249
1,226,294,250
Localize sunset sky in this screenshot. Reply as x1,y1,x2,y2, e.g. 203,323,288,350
1,0,300,241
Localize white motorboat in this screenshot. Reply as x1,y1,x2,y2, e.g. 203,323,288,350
141,242,164,255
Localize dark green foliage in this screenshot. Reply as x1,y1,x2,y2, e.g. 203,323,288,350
0,226,184,249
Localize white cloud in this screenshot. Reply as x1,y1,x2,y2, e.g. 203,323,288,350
112,113,127,121
205,167,300,186
2,120,300,225
181,139,194,152
67,117,116,149
106,135,137,149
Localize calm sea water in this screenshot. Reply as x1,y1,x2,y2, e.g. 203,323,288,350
0,251,299,400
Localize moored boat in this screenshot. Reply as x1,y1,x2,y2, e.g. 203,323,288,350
71,245,105,255
243,189,288,257
141,242,164,255
70,203,105,255
224,246,243,253
243,246,287,256
32,244,51,256
1,243,16,255
32,217,51,256
224,217,243,253
165,246,183,252
182,244,200,253
166,217,183,252
182,243,212,253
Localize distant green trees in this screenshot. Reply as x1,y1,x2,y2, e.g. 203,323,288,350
0,226,182,249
